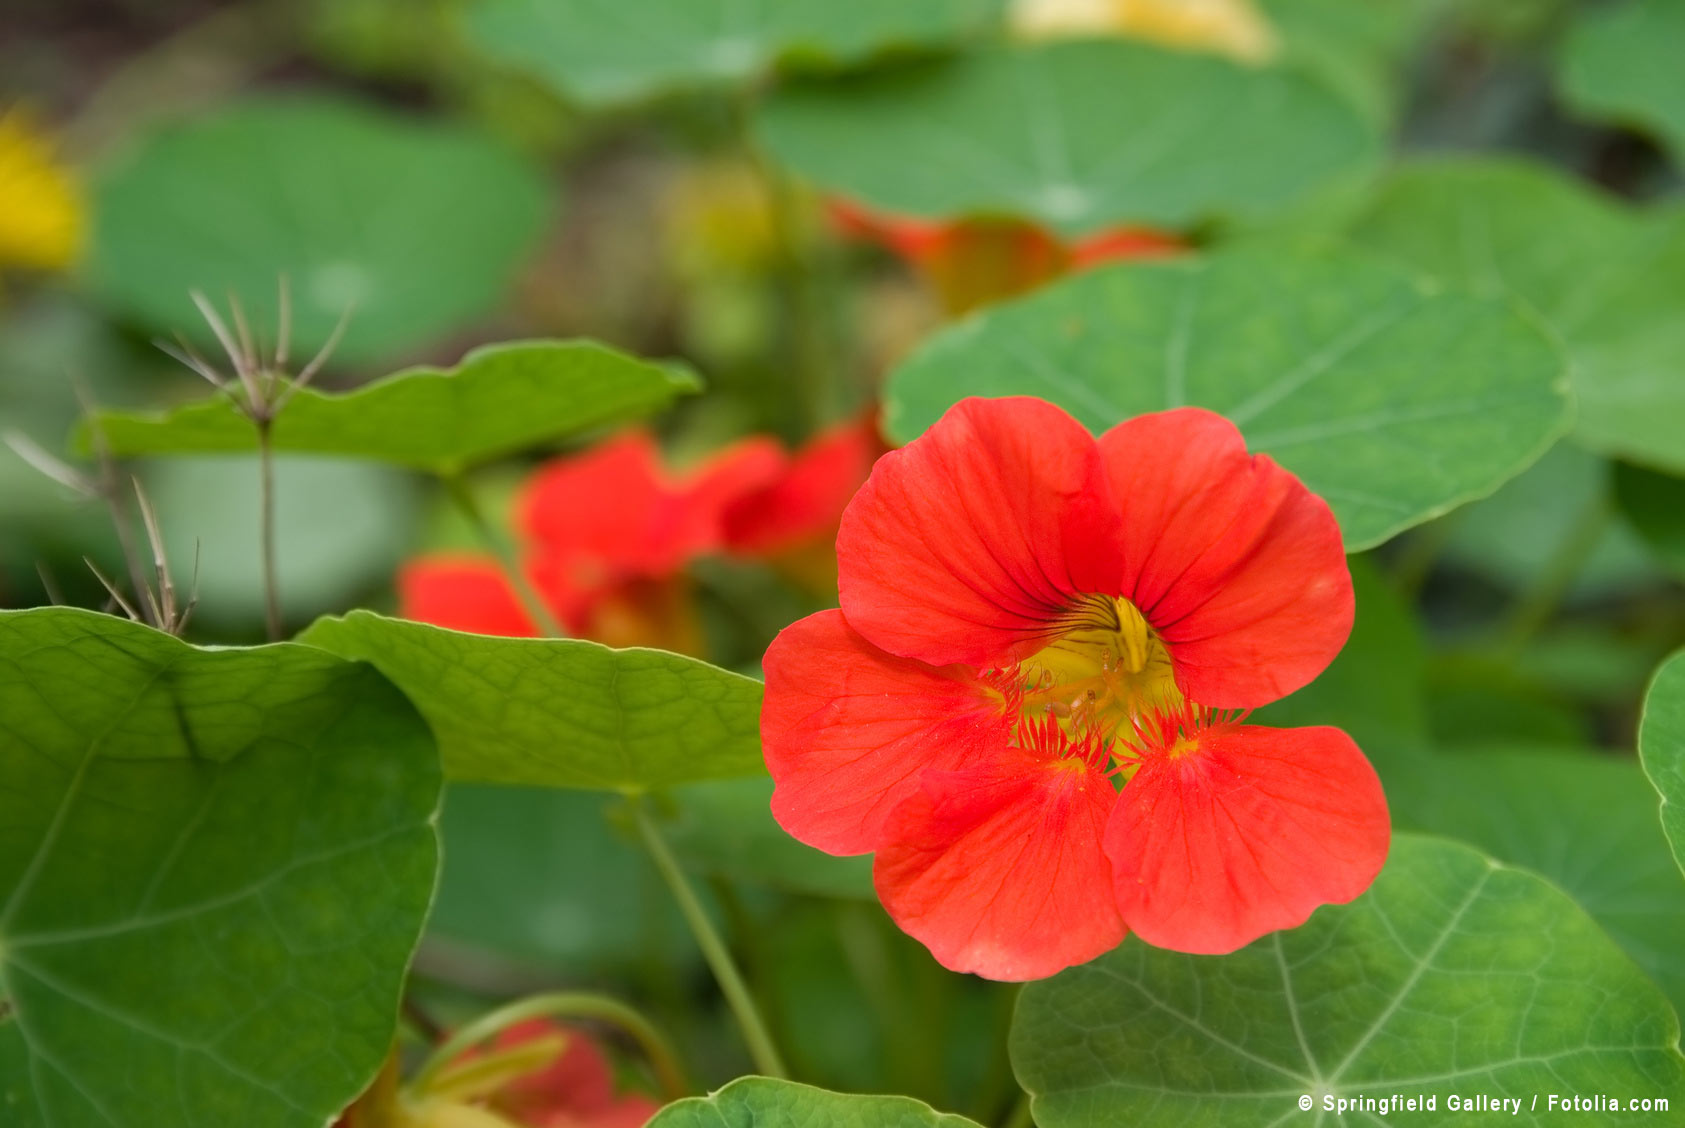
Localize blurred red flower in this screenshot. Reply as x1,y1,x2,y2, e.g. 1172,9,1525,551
827,197,1185,314
400,419,879,650
761,396,1389,980
478,1020,660,1128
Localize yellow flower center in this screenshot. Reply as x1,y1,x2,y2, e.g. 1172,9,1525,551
1015,594,1182,751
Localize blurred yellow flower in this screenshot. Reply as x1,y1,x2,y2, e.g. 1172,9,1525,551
0,109,84,273
1010,0,1278,63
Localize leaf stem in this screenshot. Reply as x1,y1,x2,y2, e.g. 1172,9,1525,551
1002,1092,1033,1128
410,990,689,1102
439,471,566,638
257,419,282,641
631,796,789,1079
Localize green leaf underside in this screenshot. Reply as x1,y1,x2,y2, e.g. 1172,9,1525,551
1343,157,1685,473
1640,650,1685,878
757,40,1378,240
91,95,551,365
647,1077,984,1128
886,248,1568,550
1560,0,1685,165
468,0,1002,106
664,777,876,899
1012,835,1685,1128
0,607,441,1128
1387,745,1685,1019
298,611,765,790
80,340,697,474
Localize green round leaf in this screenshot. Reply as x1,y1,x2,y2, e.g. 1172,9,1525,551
298,611,765,789
467,0,1002,107
80,340,699,474
1012,835,1685,1128
1387,745,1685,1021
756,40,1379,239
1343,157,1685,473
0,607,441,1128
648,1077,984,1128
91,96,552,366
1559,0,1685,166
1640,649,1685,879
886,248,1569,549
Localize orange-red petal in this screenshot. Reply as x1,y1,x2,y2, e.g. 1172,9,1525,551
762,609,1009,856
874,747,1126,980
1106,723,1390,954
1098,408,1352,708
722,417,880,556
837,396,1125,668
398,556,539,637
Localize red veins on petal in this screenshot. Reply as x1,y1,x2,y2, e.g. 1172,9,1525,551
874,746,1126,981
1107,722,1390,955
1099,408,1353,708
763,395,1388,979
837,396,1125,668
763,609,1009,855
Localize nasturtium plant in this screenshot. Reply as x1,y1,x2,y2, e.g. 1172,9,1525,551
1640,649,1685,878
1011,835,1685,1128
299,611,765,789
1342,157,1685,474
1559,0,1685,167
886,247,1569,549
647,1076,984,1128
467,0,1002,107
79,340,699,475
1617,463,1685,579
91,96,552,366
757,40,1379,239
0,607,441,1128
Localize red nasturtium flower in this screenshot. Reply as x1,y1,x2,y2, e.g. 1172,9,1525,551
400,420,877,648
827,197,1185,314
762,396,1390,980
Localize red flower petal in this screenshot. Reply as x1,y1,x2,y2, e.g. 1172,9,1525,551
398,556,538,637
1069,226,1187,268
1098,408,1352,708
519,433,673,572
763,609,1009,856
1106,723,1390,954
874,747,1126,980
837,396,1125,668
487,1019,661,1128
722,417,880,556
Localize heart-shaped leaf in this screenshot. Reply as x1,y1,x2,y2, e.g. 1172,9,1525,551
1640,649,1685,878
467,0,1001,107
1342,157,1685,473
757,40,1378,239
886,248,1568,549
0,607,441,1128
79,340,698,475
647,1077,984,1128
1012,835,1685,1127
1559,0,1685,166
299,611,765,789
91,95,552,365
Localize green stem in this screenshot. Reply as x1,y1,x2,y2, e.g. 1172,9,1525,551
632,797,789,1079
1002,1092,1034,1128
410,991,689,1102
1498,491,1612,654
440,471,566,638
257,420,282,641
